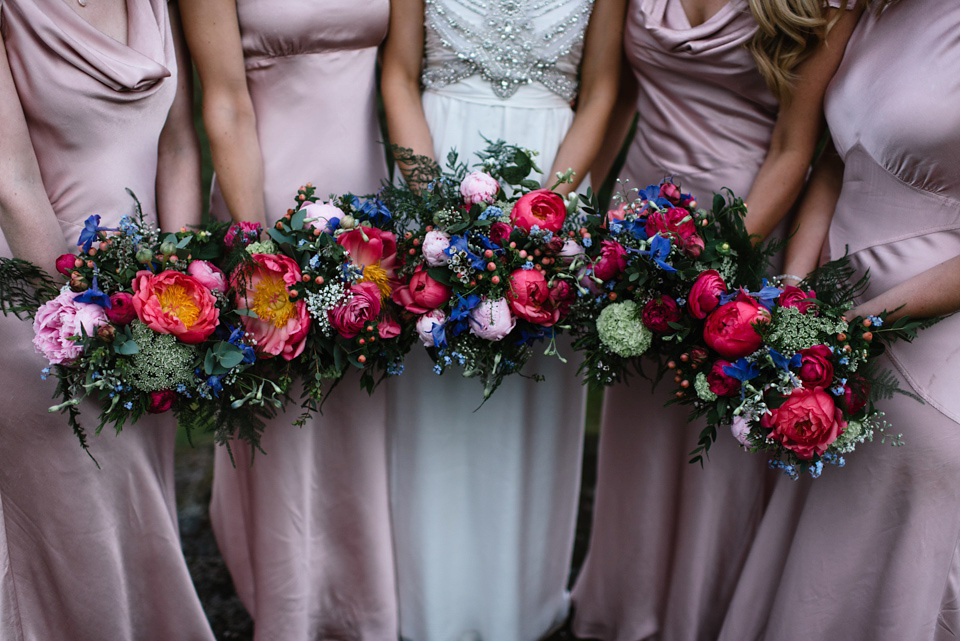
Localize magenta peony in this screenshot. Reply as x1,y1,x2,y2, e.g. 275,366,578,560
642,295,681,333
393,267,452,314
798,344,834,389
687,270,727,319
105,292,137,326
506,268,560,326
762,387,846,460
703,294,770,360
778,285,817,314
707,359,741,397
593,241,627,281
147,389,176,413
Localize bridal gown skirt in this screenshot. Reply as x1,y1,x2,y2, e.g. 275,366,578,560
388,78,587,641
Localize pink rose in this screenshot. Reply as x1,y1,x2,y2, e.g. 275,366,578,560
393,267,452,314
147,389,176,414
762,387,846,460
422,230,452,267
707,359,741,397
593,241,627,281
329,282,382,339
688,270,728,319
187,260,227,293
105,292,137,326
489,222,513,246
506,268,560,326
549,280,575,318
645,207,703,257
703,295,771,360
778,285,817,314
459,171,500,206
56,253,78,276
416,309,446,347
301,202,343,232
224,221,263,248
337,227,398,300
132,270,219,344
798,344,834,389
469,297,516,341
559,239,586,265
232,253,310,360
659,182,683,205
510,189,566,233
32,289,108,364
843,376,870,415
730,415,752,446
641,295,681,333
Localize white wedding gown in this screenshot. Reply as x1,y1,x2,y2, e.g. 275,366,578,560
387,1,594,640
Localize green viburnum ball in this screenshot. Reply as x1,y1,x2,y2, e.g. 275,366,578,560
127,321,197,392
245,239,278,255
596,301,652,358
694,372,718,402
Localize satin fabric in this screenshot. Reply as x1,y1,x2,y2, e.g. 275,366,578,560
718,2,960,638
0,1,215,639
386,4,589,640
206,2,398,640
572,2,784,639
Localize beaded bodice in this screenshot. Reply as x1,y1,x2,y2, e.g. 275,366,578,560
422,0,595,101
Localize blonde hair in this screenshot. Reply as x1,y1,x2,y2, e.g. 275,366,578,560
746,0,836,101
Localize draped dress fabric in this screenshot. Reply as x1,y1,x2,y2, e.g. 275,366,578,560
386,2,592,640
716,2,960,639
206,2,398,639
572,2,790,639
0,1,215,639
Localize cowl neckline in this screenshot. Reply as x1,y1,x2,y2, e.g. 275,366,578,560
637,0,751,55
10,0,171,91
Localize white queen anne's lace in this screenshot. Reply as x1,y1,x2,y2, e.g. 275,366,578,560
423,0,595,101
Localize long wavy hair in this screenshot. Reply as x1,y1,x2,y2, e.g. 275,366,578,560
746,0,840,101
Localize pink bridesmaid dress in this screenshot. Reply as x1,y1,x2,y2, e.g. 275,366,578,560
0,1,214,639
716,2,960,638
572,1,818,638
206,1,397,639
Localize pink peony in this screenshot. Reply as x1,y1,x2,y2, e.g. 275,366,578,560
329,282,382,339
642,295,681,333
762,387,846,460
132,270,219,344
33,289,108,364
301,202,344,232
510,189,566,233
506,268,560,326
469,297,516,341
224,221,263,248
577,266,601,296
393,267,451,314
187,260,227,293
459,171,500,206
688,270,728,319
416,309,446,347
337,227,398,301
593,241,627,281
707,359,741,397
558,239,585,265
730,415,752,446
798,344,834,389
778,285,817,314
56,253,78,276
703,294,771,360
147,389,176,414
378,314,401,340
105,292,137,326
422,230,452,267
233,253,310,360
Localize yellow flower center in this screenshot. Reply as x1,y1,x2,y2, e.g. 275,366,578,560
251,272,296,328
158,284,200,328
360,262,392,300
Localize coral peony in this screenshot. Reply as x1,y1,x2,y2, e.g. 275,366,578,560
33,289,108,364
132,270,219,344
233,253,309,360
510,189,566,233
337,227,397,300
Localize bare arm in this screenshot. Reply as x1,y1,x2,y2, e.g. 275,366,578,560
0,34,69,269
179,0,266,225
156,4,202,231
588,54,638,190
549,0,626,195
780,142,843,283
850,255,960,321
743,7,861,239
381,0,436,183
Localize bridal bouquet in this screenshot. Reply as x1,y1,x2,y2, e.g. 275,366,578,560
674,260,927,478
0,194,285,454
567,180,774,387
382,142,578,398
227,185,414,415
